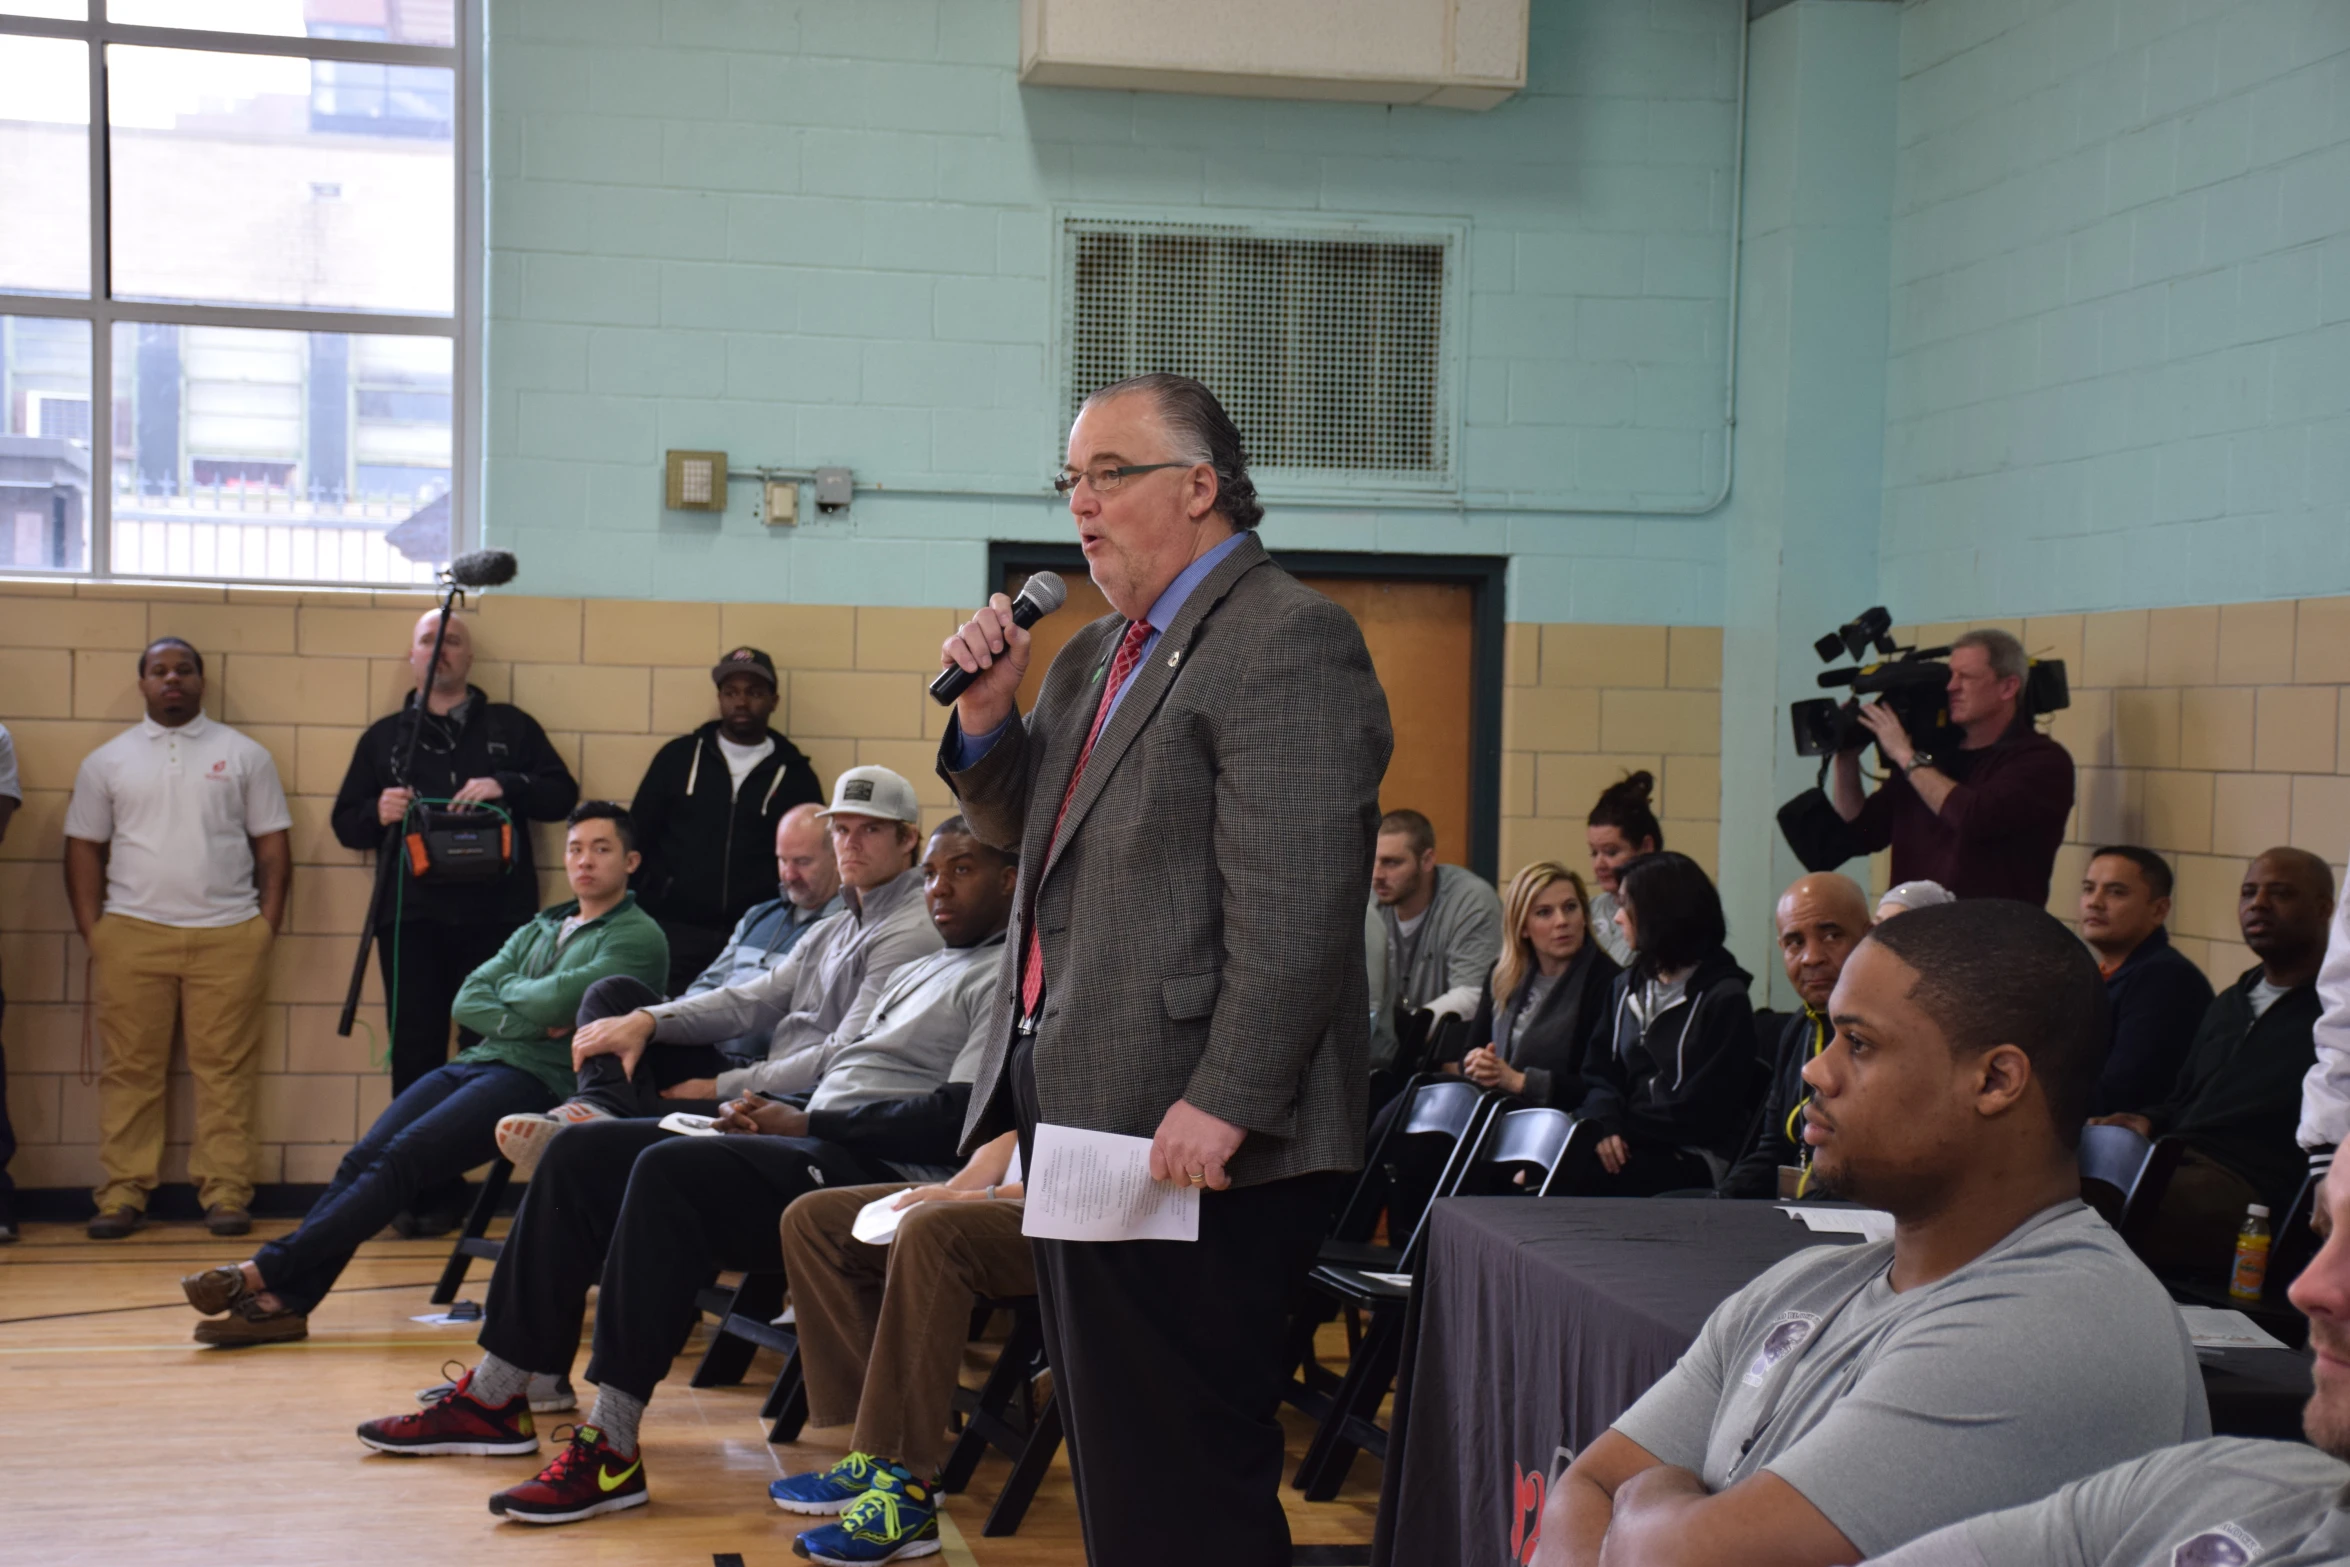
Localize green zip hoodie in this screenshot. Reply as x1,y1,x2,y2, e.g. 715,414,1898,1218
450,891,670,1099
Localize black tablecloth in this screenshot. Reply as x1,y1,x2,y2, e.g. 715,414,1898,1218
1372,1197,1851,1567
1368,1197,2314,1567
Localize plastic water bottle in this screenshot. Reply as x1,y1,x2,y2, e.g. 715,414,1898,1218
2229,1203,2272,1303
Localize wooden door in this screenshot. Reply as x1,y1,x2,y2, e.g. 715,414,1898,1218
1000,565,1479,867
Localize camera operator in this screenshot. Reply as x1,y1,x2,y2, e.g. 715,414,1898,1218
1831,628,2074,905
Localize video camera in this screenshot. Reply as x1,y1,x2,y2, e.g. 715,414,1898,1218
1790,607,2068,763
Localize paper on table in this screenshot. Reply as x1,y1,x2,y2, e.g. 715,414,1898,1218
852,1189,916,1247
657,1111,721,1137
1778,1204,1896,1244
2179,1305,2291,1352
1020,1123,1200,1243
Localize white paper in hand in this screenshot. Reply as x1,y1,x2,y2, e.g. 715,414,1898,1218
657,1112,720,1137
1020,1123,1200,1243
852,1189,916,1247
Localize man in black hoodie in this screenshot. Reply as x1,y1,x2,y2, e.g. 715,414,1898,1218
2090,847,2336,1275
628,646,824,994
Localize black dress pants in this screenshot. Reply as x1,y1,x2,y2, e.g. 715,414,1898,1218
377,917,515,1096
477,1117,893,1403
568,975,739,1118
1011,1037,1343,1567
377,916,516,1214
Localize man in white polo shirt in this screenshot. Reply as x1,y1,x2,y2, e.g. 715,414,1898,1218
64,637,293,1241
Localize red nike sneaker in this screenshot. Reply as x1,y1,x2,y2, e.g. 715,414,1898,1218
357,1368,539,1457
488,1424,649,1525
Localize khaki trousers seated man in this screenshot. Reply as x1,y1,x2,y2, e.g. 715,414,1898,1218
766,1130,1032,1550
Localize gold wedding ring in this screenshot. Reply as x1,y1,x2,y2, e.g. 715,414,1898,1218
1188,1171,1207,1186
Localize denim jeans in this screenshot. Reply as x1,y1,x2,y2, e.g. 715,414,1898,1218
254,1059,552,1314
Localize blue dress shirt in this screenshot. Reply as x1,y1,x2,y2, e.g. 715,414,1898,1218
950,529,1252,768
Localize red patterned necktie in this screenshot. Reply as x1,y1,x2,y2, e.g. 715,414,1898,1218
1019,618,1155,1018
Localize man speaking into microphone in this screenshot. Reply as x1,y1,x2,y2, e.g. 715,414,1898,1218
937,373,1391,1566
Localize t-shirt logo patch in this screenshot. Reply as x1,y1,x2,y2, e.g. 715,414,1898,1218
1743,1313,1821,1386
843,779,874,802
2170,1523,2259,1567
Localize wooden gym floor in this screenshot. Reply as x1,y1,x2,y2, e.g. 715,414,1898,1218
0,1218,1381,1566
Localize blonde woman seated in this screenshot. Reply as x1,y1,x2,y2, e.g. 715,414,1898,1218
1460,862,1623,1107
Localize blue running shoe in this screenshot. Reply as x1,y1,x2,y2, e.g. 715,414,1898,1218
770,1451,897,1516
791,1468,941,1565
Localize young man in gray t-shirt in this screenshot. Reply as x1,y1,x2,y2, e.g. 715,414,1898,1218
1872,1153,2350,1567
1533,901,2211,1567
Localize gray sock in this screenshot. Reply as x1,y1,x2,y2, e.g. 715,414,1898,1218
586,1385,645,1456
528,1371,570,1405
469,1353,530,1408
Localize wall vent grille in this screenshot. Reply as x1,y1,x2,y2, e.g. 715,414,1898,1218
1062,217,1454,481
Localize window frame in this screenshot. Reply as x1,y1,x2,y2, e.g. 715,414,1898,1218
0,2,480,585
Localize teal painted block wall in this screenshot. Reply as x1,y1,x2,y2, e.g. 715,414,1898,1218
1879,0,2350,618
481,0,1744,618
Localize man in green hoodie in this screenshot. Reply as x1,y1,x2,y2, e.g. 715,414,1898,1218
174,800,668,1346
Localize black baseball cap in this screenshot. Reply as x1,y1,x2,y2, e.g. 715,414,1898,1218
712,646,779,690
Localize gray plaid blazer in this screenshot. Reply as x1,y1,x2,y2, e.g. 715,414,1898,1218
938,533,1393,1188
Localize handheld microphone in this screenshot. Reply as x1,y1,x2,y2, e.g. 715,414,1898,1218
929,571,1067,706
446,549,519,588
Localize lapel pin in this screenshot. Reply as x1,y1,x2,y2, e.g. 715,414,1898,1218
1167,649,1181,667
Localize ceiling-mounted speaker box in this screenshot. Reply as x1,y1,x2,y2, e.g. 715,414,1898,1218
1020,0,1526,109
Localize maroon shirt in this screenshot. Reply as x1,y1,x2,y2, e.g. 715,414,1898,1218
1852,726,2075,904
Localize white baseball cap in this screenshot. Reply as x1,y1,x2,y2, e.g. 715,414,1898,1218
818,765,921,825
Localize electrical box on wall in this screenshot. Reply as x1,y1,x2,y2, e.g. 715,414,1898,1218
763,481,798,526
665,450,727,511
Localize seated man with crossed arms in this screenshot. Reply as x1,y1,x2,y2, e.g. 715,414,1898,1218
1533,899,2209,1567
1872,1143,2350,1567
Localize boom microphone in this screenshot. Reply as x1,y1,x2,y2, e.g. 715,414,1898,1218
929,571,1068,706
447,549,519,588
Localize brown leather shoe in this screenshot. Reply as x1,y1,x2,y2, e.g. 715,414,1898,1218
205,1205,253,1237
182,1265,251,1316
193,1298,308,1347
87,1207,146,1240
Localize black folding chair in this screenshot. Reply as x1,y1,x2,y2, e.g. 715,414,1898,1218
1290,1110,1587,1501
429,1156,513,1305
688,1271,797,1392
937,1295,1063,1537
2076,1122,2155,1230
1287,1079,1501,1418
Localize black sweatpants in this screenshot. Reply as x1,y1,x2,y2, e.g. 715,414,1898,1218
477,1117,895,1402
1011,1038,1343,1567
1549,1135,1714,1197
568,976,741,1118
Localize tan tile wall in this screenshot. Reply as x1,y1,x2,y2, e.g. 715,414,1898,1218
0,580,967,1194
1499,622,1724,885
1904,598,2350,992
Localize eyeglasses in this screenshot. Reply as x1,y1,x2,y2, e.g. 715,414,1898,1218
1051,460,1190,496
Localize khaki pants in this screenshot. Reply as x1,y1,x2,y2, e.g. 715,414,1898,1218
778,1184,1036,1477
90,913,273,1213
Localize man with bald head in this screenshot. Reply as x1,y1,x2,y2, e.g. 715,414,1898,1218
331,607,577,1226
1721,873,1873,1198
2091,847,2337,1274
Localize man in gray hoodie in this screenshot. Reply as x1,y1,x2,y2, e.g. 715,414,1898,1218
1365,808,1502,1067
